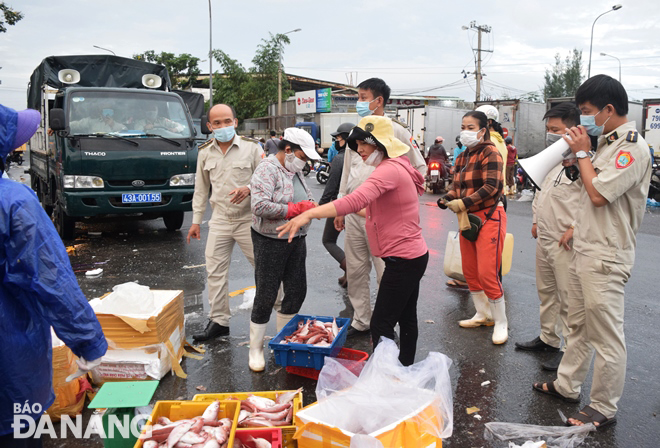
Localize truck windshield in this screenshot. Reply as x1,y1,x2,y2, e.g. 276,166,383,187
67,92,192,139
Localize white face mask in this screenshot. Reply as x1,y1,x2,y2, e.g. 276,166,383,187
364,149,385,167
459,129,484,148
285,152,307,172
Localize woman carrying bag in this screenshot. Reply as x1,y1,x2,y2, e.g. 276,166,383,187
438,110,508,344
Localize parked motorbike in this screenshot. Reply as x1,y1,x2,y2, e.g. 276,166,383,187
426,159,450,194
5,150,23,168
316,159,331,184
648,158,660,202
302,161,311,177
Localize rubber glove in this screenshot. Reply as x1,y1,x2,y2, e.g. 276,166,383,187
285,201,316,220
66,357,103,382
447,199,466,213
457,211,471,231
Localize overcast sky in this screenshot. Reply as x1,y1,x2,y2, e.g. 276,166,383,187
1,0,659,111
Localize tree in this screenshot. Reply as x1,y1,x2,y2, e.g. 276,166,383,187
543,49,584,100
211,33,294,121
133,51,200,90
0,2,23,33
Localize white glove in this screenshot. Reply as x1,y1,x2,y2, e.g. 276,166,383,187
66,357,102,382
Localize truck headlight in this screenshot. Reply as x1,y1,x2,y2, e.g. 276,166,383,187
170,173,195,186
63,175,104,189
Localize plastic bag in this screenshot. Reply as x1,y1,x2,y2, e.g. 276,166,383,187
484,421,595,448
443,231,466,282
94,282,155,316
314,338,453,439
518,189,535,202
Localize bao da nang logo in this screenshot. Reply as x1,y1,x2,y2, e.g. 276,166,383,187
12,401,151,439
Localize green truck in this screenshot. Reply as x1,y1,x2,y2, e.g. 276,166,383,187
27,55,200,240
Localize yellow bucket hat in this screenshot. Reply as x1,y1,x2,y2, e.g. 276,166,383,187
346,116,410,158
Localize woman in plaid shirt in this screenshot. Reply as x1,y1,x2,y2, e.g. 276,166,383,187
440,111,508,344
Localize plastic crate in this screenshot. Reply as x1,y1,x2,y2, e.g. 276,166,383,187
235,428,283,448
133,400,239,448
286,348,369,380
192,390,302,448
269,314,350,370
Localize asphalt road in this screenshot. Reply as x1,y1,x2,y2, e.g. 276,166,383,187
27,169,660,447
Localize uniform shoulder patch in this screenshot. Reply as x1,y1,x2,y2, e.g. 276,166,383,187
392,118,409,129
625,130,638,143
615,150,634,169
240,135,260,144
198,139,213,150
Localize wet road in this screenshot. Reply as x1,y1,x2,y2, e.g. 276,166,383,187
37,174,660,447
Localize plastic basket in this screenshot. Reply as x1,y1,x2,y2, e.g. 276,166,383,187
133,400,239,448
286,348,369,380
269,314,351,370
192,390,302,448
235,428,283,448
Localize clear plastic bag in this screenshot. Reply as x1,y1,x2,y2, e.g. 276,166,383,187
484,421,595,448
313,337,453,439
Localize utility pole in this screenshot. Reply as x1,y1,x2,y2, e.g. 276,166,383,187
208,0,213,109
462,21,492,103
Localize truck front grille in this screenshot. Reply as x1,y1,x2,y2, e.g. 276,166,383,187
106,179,168,188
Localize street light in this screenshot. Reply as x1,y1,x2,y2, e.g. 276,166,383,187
277,28,301,132
588,4,622,78
93,45,116,56
600,52,621,82
208,0,213,108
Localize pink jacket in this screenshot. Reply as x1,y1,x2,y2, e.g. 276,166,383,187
333,157,427,259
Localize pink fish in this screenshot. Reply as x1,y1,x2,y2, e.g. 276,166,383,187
157,417,172,425
202,400,220,422
332,318,339,337
276,388,302,405
239,417,273,427
245,435,272,448
253,405,290,422
167,421,194,448
179,431,207,444
143,441,159,448
190,417,204,434
203,440,220,448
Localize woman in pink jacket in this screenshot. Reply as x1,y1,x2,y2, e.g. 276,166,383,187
278,116,428,366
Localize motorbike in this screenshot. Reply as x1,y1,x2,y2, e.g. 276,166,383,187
302,161,311,177
426,159,450,194
5,150,24,168
515,162,533,192
648,158,660,202
316,159,331,184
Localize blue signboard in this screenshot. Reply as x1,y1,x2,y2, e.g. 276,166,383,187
316,88,332,113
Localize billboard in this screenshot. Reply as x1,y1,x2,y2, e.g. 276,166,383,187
316,88,332,113
296,90,317,114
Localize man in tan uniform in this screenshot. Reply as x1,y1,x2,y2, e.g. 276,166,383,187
533,75,651,429
335,78,426,336
516,103,582,371
188,104,264,341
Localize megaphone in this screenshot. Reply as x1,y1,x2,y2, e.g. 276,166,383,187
518,138,572,190
142,74,162,89
58,69,80,84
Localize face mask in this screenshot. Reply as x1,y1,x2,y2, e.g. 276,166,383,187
146,110,158,121
364,149,385,167
580,108,611,137
356,98,379,117
546,132,563,147
565,165,580,182
285,152,307,172
459,129,483,148
102,109,114,118
213,125,235,143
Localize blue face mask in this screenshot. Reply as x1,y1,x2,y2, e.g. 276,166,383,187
102,109,114,118
213,125,235,142
580,108,610,137
356,97,379,117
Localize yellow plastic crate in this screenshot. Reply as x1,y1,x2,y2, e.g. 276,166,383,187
193,390,303,448
133,400,239,448
293,400,443,448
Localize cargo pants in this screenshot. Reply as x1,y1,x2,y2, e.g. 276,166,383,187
536,236,571,349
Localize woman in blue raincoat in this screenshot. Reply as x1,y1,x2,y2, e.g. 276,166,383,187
0,104,107,447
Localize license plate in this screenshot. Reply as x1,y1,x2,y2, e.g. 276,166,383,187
430,170,439,176
122,193,161,203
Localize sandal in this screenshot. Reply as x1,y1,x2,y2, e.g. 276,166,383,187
532,381,580,403
567,405,617,429
446,279,468,288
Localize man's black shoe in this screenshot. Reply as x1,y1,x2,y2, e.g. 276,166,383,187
193,321,229,341
542,352,564,371
346,326,370,338
514,336,559,352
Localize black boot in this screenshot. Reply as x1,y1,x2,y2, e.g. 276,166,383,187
542,352,564,371
514,336,559,352
193,321,229,341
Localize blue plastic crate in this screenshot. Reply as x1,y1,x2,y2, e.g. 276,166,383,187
269,314,351,370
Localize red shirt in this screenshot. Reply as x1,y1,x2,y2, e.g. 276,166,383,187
506,144,517,166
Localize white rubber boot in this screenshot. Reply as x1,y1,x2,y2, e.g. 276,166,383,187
503,185,510,196
459,291,494,328
490,297,508,345
248,322,268,372
276,312,296,333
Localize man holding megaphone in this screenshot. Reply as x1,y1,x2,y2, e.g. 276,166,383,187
532,75,652,430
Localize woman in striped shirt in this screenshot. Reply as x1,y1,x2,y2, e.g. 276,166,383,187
439,111,508,344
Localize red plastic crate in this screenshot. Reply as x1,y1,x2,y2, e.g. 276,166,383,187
235,427,282,448
285,347,368,380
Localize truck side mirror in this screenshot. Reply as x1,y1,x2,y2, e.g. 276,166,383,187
49,108,66,131
201,115,211,135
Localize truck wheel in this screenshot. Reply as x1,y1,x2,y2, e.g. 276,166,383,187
163,211,184,231
54,201,76,241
